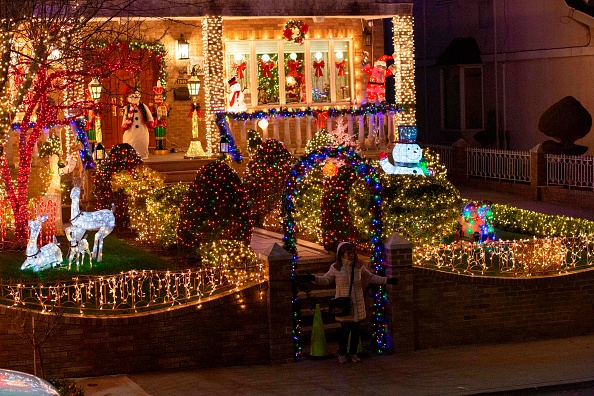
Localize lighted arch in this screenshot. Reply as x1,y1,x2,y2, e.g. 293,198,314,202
282,146,388,360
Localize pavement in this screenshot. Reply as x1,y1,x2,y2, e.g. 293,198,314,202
70,185,594,396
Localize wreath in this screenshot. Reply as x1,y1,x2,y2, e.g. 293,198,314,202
283,20,309,45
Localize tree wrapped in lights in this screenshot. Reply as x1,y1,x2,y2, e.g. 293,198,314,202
111,164,165,244
0,0,150,241
94,144,142,229
177,161,252,250
246,129,263,157
146,183,189,248
350,148,462,246
243,139,295,228
196,240,258,277
320,165,360,252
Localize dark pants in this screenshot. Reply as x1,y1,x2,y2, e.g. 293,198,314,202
338,321,361,355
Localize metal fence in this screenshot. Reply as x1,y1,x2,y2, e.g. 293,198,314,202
421,144,453,171
467,148,531,183
546,154,594,189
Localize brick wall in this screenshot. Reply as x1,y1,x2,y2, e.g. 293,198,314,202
413,267,594,349
0,284,269,378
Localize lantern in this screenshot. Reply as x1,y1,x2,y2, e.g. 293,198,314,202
88,78,102,101
177,34,190,60
94,142,106,160
220,135,230,154
187,74,201,99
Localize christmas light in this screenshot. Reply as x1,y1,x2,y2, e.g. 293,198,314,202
392,15,416,127
203,16,226,156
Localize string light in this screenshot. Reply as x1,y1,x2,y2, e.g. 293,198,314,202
392,15,416,127
203,16,225,156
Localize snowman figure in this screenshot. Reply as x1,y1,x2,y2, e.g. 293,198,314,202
228,77,247,112
379,142,425,175
122,85,154,160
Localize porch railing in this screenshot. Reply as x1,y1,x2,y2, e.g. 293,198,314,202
546,154,594,189
466,148,531,183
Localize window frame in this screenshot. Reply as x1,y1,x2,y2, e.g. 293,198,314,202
440,64,484,132
225,38,354,109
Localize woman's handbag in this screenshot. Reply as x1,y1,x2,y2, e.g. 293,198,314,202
329,262,356,317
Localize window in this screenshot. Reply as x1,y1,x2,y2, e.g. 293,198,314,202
225,39,352,108
441,65,484,131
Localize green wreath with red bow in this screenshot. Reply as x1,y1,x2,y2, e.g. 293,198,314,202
283,20,309,45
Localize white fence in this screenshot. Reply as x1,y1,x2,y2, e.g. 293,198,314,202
546,154,594,189
466,148,531,183
421,144,453,171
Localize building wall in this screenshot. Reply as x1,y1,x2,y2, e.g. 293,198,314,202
415,0,594,154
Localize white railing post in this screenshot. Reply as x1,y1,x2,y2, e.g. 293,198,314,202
358,115,365,149
295,117,302,153
284,117,292,149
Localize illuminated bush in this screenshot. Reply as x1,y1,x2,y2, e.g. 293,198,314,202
146,183,189,248
196,240,259,277
177,161,251,249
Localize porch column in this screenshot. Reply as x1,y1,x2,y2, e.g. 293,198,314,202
202,16,225,156
392,15,416,128
283,117,292,148
347,115,354,140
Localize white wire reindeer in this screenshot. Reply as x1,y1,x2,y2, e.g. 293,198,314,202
65,227,91,271
21,214,62,272
69,186,115,262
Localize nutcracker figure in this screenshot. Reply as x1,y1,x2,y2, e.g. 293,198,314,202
151,81,169,154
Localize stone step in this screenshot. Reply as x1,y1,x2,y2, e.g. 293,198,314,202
145,158,212,173
162,170,199,184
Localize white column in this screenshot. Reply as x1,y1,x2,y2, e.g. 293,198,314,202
295,117,302,153
306,117,312,144
326,118,332,133
378,114,386,149
284,117,292,148
273,116,280,140
358,115,365,149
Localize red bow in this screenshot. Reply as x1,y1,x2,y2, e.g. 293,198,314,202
188,103,202,118
313,60,325,77
287,59,301,77
233,62,246,79
259,59,275,78
229,91,240,107
335,60,346,77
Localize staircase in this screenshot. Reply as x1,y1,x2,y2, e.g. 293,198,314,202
144,155,213,184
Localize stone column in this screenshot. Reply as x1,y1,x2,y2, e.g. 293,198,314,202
259,243,294,365
384,233,415,352
530,144,546,201
450,138,469,185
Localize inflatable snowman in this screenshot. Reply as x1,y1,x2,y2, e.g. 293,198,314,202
379,142,426,175
228,77,247,112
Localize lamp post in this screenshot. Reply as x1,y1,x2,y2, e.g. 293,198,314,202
87,78,103,157
185,72,207,158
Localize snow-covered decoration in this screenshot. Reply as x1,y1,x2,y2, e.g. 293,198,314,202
121,86,154,160
228,77,247,112
65,227,91,271
459,201,495,243
69,186,115,262
21,215,62,272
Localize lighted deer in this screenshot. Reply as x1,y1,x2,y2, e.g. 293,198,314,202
21,215,62,272
69,186,115,262
65,227,91,271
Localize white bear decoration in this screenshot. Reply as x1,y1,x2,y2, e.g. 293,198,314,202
379,142,425,175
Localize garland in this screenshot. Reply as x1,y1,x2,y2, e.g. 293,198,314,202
283,20,309,45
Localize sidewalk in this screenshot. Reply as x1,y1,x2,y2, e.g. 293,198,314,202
73,334,594,395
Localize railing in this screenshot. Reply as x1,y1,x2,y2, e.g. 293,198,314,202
546,154,594,189
421,144,453,171
0,267,266,314
220,104,401,154
413,236,594,277
467,148,531,183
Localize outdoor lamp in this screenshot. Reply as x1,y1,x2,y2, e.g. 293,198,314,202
363,27,372,47
177,34,190,60
187,74,201,99
220,135,230,154
94,142,106,161
88,78,102,101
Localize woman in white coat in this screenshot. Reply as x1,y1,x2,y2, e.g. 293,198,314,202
302,242,398,363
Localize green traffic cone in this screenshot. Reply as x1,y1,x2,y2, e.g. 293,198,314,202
309,304,329,357
347,333,363,354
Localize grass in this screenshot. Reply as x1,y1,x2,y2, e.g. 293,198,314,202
0,232,187,284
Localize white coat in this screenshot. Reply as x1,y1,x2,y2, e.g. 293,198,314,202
314,261,387,322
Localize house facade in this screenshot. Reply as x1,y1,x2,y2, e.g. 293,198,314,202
414,0,594,155
93,0,416,156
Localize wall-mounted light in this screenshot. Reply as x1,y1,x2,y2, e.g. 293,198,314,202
177,34,190,60
187,74,201,99
88,78,103,101
363,27,372,47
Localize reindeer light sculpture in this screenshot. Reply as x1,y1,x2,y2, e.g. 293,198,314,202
65,227,92,271
21,215,62,272
69,186,115,262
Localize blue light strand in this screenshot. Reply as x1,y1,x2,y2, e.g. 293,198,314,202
215,114,243,163
70,118,96,169
281,146,388,360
